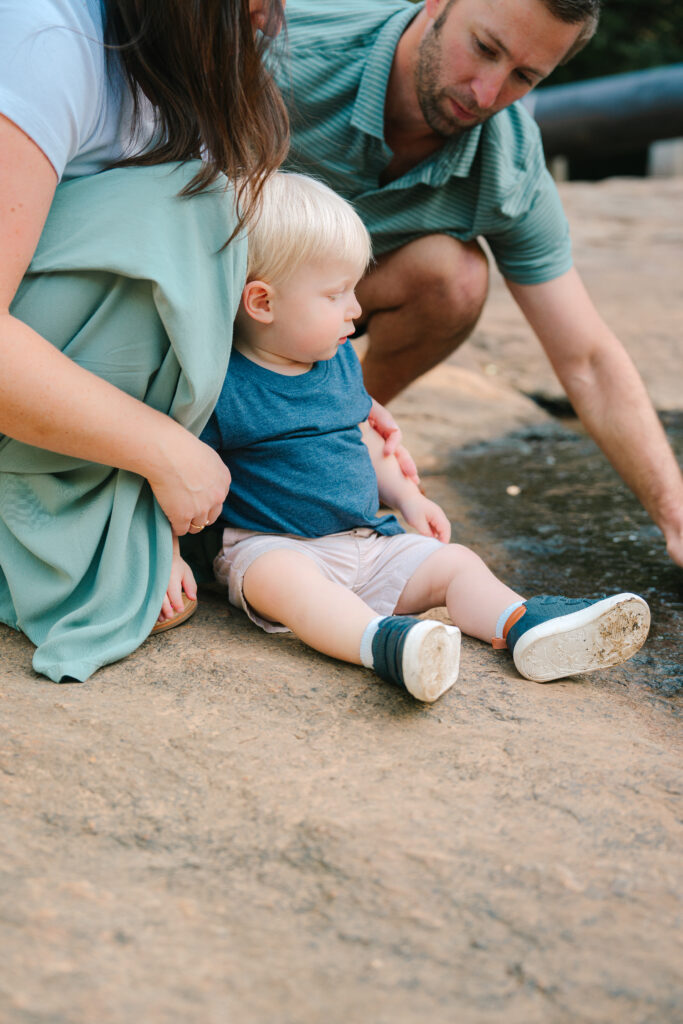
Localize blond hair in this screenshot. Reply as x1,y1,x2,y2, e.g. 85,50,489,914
247,172,372,283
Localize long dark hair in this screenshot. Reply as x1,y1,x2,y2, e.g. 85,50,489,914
105,0,289,226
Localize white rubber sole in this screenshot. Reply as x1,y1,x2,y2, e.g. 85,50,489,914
512,593,650,683
402,620,461,703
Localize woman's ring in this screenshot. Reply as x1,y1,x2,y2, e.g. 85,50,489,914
190,520,210,531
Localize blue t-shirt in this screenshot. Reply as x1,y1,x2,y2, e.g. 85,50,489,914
200,345,404,538
0,0,145,180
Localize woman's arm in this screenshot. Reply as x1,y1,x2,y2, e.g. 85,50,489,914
0,115,231,535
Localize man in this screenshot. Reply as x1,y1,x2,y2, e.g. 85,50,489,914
272,0,683,568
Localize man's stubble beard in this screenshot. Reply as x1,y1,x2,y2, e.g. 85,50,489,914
413,6,490,139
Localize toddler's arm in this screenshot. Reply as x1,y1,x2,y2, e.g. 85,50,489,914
360,421,451,543
157,532,199,624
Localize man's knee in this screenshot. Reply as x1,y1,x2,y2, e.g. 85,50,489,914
364,234,488,328
408,235,488,325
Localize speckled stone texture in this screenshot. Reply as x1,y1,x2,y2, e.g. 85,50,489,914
1,179,681,1024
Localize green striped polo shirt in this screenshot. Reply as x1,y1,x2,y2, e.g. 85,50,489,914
273,0,572,284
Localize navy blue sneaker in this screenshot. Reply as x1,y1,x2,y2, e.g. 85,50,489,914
372,616,461,703
503,594,650,683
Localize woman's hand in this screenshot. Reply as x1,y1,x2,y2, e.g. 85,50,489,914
368,398,420,486
147,426,231,536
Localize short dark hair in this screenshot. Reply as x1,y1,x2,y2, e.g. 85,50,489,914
540,0,602,62
436,0,601,65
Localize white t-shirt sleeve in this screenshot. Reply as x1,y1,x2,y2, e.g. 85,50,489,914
0,0,107,179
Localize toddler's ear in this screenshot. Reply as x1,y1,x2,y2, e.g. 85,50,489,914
242,279,274,323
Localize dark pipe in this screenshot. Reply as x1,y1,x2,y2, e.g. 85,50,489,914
528,64,683,159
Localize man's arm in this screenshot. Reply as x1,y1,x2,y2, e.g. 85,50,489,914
507,267,683,567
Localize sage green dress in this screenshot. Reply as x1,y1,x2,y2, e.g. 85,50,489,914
0,163,246,682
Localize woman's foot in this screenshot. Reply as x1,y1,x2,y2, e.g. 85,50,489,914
153,532,199,634
151,593,198,635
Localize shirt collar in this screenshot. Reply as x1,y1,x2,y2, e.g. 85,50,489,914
351,5,419,140
421,126,482,184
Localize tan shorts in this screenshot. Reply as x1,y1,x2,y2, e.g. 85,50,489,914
214,527,443,633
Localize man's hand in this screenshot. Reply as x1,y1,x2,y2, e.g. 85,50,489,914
368,398,420,486
399,492,451,543
508,269,683,569
665,526,683,570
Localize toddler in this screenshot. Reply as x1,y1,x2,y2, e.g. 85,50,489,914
164,173,650,702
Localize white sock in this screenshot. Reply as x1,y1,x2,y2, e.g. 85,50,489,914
360,616,385,669
495,600,525,641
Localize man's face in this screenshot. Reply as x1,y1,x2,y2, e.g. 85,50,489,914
415,0,583,137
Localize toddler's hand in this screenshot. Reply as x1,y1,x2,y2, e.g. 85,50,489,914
400,493,451,543
157,534,198,624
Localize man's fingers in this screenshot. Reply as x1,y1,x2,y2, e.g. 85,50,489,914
395,444,420,485
368,399,401,447
368,399,421,484
381,427,401,456
665,531,683,568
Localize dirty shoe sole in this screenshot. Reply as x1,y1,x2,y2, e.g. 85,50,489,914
402,621,461,702
513,594,650,683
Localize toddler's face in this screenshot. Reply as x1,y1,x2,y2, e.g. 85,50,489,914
268,258,363,366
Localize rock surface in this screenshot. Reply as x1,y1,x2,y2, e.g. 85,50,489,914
1,180,682,1024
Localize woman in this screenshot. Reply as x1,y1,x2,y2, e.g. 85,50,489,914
0,0,289,680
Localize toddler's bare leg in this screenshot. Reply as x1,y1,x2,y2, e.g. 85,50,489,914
243,549,377,663
395,544,523,642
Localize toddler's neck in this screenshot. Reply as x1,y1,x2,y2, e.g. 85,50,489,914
233,335,313,376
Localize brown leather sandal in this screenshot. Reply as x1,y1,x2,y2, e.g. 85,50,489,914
150,594,198,635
